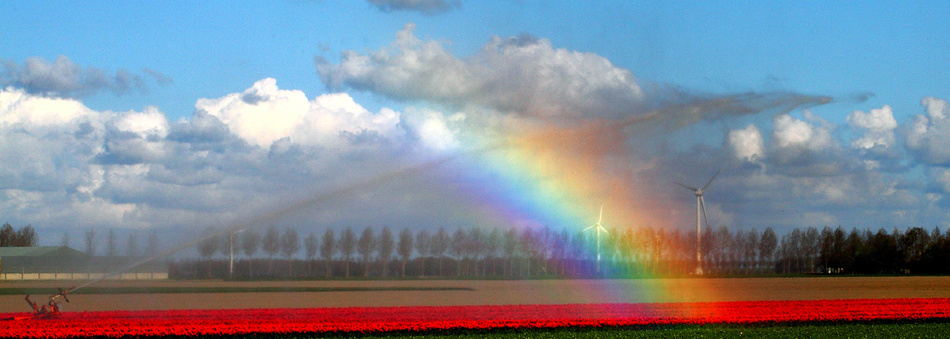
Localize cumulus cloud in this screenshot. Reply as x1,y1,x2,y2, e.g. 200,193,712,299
0,81,438,233
922,97,949,120
195,78,402,149
906,97,950,165
1,56,169,97
773,114,833,150
728,124,764,163
367,0,461,15
847,105,897,150
401,106,465,151
0,85,98,128
317,23,645,118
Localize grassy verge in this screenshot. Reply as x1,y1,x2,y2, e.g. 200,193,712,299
0,286,473,295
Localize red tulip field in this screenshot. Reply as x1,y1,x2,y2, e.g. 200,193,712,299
3,298,950,338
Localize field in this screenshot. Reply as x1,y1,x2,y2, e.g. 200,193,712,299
5,276,950,312
4,276,950,337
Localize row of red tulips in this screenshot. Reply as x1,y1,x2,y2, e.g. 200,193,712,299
3,298,950,338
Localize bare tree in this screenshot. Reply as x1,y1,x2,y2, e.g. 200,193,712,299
552,229,568,276
570,231,587,276
503,229,517,277
901,227,930,268
0,224,39,247
147,230,159,257
304,232,318,277
357,227,376,278
378,227,394,278
803,227,820,273
356,227,376,277
469,228,486,276
449,228,466,276
340,227,356,278
759,227,777,272
15,225,37,247
744,229,759,273
430,227,449,276
127,232,139,257
320,229,336,278
107,229,117,257
281,228,300,277
262,225,280,276
197,228,219,278
242,230,260,278
519,228,535,277
415,229,430,277
485,228,500,276
397,228,413,277
0,223,14,246
84,229,96,255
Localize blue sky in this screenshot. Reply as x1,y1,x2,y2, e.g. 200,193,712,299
2,1,950,247
6,1,946,120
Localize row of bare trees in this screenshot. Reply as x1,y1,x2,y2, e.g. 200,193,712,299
73,229,161,258
175,224,950,279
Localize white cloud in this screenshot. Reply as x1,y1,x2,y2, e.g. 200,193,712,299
0,79,464,235
847,105,897,149
0,86,98,128
906,97,950,165
195,78,402,149
317,23,645,118
728,124,764,163
113,106,169,138
922,97,949,120
402,107,464,151
772,113,834,151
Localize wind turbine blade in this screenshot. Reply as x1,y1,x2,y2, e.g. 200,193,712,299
598,205,603,225
675,182,699,191
583,225,596,232
700,196,710,229
702,169,721,191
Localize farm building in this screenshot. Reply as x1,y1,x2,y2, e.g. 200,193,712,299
0,246,167,280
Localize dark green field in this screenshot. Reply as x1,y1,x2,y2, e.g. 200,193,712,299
296,322,950,339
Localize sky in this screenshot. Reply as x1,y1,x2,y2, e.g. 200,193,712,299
1,1,950,248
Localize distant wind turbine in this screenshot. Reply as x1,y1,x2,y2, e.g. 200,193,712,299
676,169,720,275
583,205,609,273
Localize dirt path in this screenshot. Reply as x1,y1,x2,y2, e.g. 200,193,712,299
3,276,950,312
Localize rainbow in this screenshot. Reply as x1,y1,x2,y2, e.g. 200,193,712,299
424,92,834,306
434,119,721,307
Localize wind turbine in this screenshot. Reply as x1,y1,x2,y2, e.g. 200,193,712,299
676,169,720,275
583,205,609,274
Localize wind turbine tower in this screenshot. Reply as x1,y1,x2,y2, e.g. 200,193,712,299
583,205,609,274
676,169,719,275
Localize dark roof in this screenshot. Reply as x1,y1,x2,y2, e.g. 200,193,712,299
0,246,88,258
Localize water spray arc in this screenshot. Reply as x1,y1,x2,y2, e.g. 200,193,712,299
68,92,832,293
675,169,719,275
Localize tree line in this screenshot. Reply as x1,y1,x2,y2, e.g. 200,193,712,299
169,224,950,280
0,224,163,258
6,220,948,278
74,229,162,258
0,223,37,247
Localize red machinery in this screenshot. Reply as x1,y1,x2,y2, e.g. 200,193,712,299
14,288,72,320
